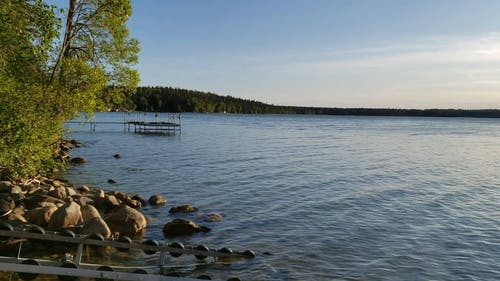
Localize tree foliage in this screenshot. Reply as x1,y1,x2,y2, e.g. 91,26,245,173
0,0,139,179
130,86,295,114
128,86,500,118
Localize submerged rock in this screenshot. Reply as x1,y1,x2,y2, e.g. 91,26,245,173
169,204,198,214
70,157,87,164
203,213,224,222
148,194,166,206
162,218,211,238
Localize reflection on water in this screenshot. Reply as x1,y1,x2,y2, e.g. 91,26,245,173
54,113,500,280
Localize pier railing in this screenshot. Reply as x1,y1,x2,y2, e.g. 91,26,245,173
66,112,182,134
0,222,254,281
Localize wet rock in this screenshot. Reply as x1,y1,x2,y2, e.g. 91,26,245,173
113,192,130,202
203,213,224,222
81,205,101,222
148,194,167,206
81,217,111,238
162,219,211,238
126,199,142,209
107,179,116,184
48,202,83,231
113,154,121,159
70,157,87,164
97,195,120,210
26,205,58,227
105,205,147,239
169,205,198,214
132,194,147,206
70,139,82,147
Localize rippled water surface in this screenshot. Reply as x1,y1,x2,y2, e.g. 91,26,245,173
64,113,500,280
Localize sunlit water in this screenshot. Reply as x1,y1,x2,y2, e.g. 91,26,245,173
62,112,500,280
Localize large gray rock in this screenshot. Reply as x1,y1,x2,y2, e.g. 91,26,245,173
81,217,111,238
26,205,58,227
162,219,211,238
105,205,147,239
48,202,83,231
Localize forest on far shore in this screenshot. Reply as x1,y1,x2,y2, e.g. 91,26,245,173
126,86,500,118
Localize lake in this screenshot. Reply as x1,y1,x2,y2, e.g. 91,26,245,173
63,112,500,281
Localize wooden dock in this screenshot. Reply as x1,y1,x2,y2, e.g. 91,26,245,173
0,222,254,281
66,112,182,134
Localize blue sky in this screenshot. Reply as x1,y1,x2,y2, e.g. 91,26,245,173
66,1,500,108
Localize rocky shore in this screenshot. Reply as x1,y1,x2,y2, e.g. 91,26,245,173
0,140,218,244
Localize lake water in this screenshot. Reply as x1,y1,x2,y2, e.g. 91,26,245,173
63,112,500,281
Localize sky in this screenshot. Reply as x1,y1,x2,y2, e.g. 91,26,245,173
70,1,500,108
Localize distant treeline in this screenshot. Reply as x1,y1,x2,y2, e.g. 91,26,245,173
128,86,500,118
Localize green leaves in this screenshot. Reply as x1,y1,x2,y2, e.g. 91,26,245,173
0,0,139,179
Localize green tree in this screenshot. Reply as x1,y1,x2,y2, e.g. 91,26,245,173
0,0,139,179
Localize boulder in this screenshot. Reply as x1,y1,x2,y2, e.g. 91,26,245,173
26,205,58,227
72,195,94,207
2,212,27,224
169,204,198,214
78,185,90,194
0,181,22,194
105,205,147,239
48,202,83,231
94,189,105,199
69,139,81,147
148,194,167,206
24,195,64,210
48,186,67,200
81,218,111,238
0,195,15,216
131,194,147,206
113,192,130,202
81,205,101,222
65,186,78,197
125,199,142,209
95,194,121,211
162,219,211,238
203,213,224,222
107,179,116,184
113,154,121,159
70,157,87,164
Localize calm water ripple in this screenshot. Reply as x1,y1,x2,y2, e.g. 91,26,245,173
63,113,500,280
